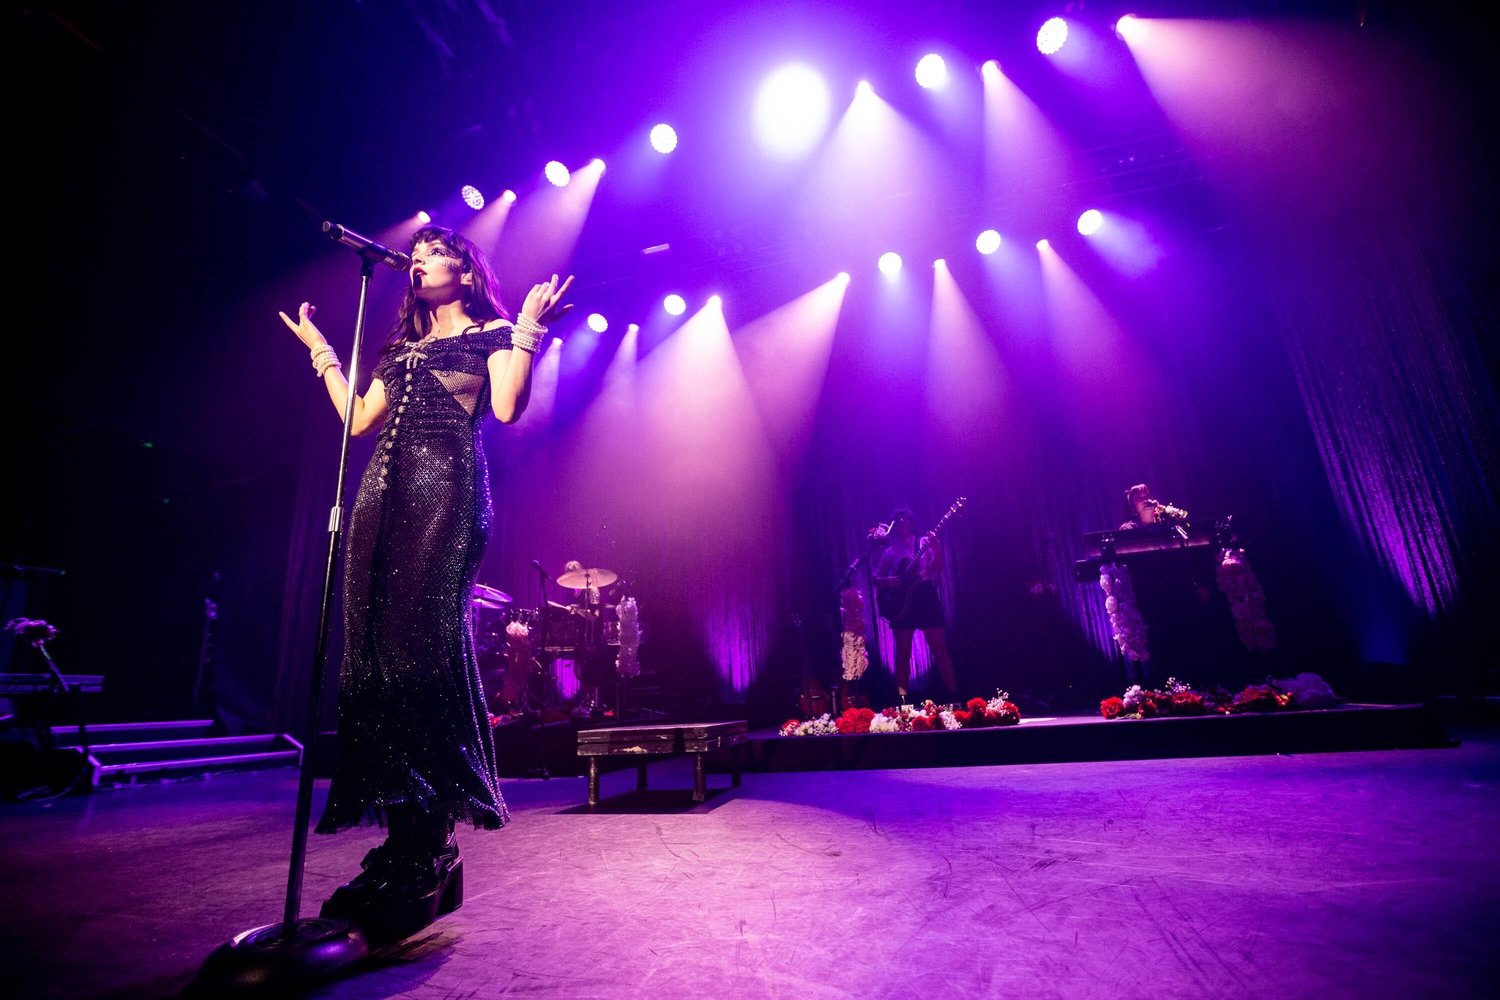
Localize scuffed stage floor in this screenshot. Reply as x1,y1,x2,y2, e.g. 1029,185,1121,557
3,730,1498,999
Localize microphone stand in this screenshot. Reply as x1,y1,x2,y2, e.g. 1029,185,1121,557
198,251,384,990
529,561,552,779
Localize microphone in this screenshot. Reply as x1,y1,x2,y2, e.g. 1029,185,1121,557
530,559,551,581
322,222,411,272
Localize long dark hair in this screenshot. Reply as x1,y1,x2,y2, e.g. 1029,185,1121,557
382,226,508,356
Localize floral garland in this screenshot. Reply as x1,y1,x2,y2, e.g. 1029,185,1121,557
615,597,641,678
1099,563,1150,663
1217,548,1277,651
1100,673,1337,719
780,693,1020,736
839,587,869,682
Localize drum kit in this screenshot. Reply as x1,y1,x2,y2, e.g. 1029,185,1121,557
471,567,624,718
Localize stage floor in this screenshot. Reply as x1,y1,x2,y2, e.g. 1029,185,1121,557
3,731,1498,999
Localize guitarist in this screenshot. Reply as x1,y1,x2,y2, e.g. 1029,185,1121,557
872,509,957,701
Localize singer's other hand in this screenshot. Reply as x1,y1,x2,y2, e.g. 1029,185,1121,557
521,274,575,326
278,302,326,350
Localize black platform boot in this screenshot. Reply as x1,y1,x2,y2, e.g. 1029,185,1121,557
322,809,463,947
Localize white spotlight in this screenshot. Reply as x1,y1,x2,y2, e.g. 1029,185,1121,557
460,185,485,210
1077,209,1104,236
878,252,903,277
976,230,1002,255
981,59,1001,80
663,294,687,316
1115,15,1147,43
415,210,432,225
915,54,949,90
836,271,851,284
753,64,832,160
650,123,678,154
587,313,608,333
501,189,517,203
544,161,570,187
1037,17,1068,55
1036,239,1051,251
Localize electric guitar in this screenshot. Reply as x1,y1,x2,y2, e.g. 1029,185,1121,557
876,497,965,623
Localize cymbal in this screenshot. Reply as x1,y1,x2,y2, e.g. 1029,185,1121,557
472,583,514,609
555,567,618,589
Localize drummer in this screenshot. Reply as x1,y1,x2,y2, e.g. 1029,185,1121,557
561,560,615,718
563,560,601,611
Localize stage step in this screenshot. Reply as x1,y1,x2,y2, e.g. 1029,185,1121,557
51,720,217,747
49,723,302,785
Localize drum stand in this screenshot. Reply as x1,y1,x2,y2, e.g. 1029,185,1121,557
196,251,379,990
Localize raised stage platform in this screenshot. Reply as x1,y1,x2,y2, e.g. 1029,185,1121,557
711,704,1452,773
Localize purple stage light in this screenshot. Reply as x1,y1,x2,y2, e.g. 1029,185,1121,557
664,294,686,316
544,161,570,187
836,271,851,284
753,64,832,160
708,294,722,309
416,210,432,225
1036,238,1050,250
1037,17,1068,55
1115,15,1147,43
1077,209,1104,235
981,59,1001,80
460,185,485,210
587,313,608,333
590,158,606,174
976,229,1002,255
856,80,874,97
933,258,946,268
650,124,678,154
878,252,902,277
501,189,517,203
915,54,949,90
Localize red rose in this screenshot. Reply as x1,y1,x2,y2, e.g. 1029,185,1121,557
1138,698,1159,718
1100,697,1124,719
967,698,988,713
1170,692,1206,716
953,710,972,726
857,708,876,722
911,715,934,731
998,702,1022,725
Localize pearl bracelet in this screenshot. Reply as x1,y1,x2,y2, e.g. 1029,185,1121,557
311,344,341,376
511,314,546,354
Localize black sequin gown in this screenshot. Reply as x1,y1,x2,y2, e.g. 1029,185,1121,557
316,325,512,834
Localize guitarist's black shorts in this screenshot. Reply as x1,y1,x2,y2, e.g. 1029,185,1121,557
890,580,945,631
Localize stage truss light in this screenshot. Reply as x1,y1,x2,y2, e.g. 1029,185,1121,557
544,161,570,187
460,185,485,210
976,229,1002,255
1077,209,1104,236
590,158,606,173
1115,15,1146,43
663,294,687,316
650,124,678,154
915,54,949,90
501,189,517,203
1037,17,1068,55
878,252,903,277
753,63,832,160
1036,238,1050,250
587,313,609,333
416,210,432,225
708,294,722,308
981,59,1001,80
836,271,851,284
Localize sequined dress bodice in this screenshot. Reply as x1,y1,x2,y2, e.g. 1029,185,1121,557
317,325,513,834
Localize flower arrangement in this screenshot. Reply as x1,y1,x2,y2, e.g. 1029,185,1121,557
1099,563,1150,663
1099,674,1334,719
615,597,641,678
500,619,532,708
780,692,1022,736
1217,548,1277,651
6,618,59,647
780,713,840,736
839,588,869,682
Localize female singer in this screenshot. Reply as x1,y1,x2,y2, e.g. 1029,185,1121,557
280,226,572,939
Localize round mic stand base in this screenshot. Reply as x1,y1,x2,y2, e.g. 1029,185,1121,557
194,918,368,994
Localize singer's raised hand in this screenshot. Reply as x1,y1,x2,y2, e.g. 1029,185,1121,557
278,302,327,350
520,274,575,325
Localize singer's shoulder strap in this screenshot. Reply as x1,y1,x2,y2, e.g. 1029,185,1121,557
478,319,514,356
